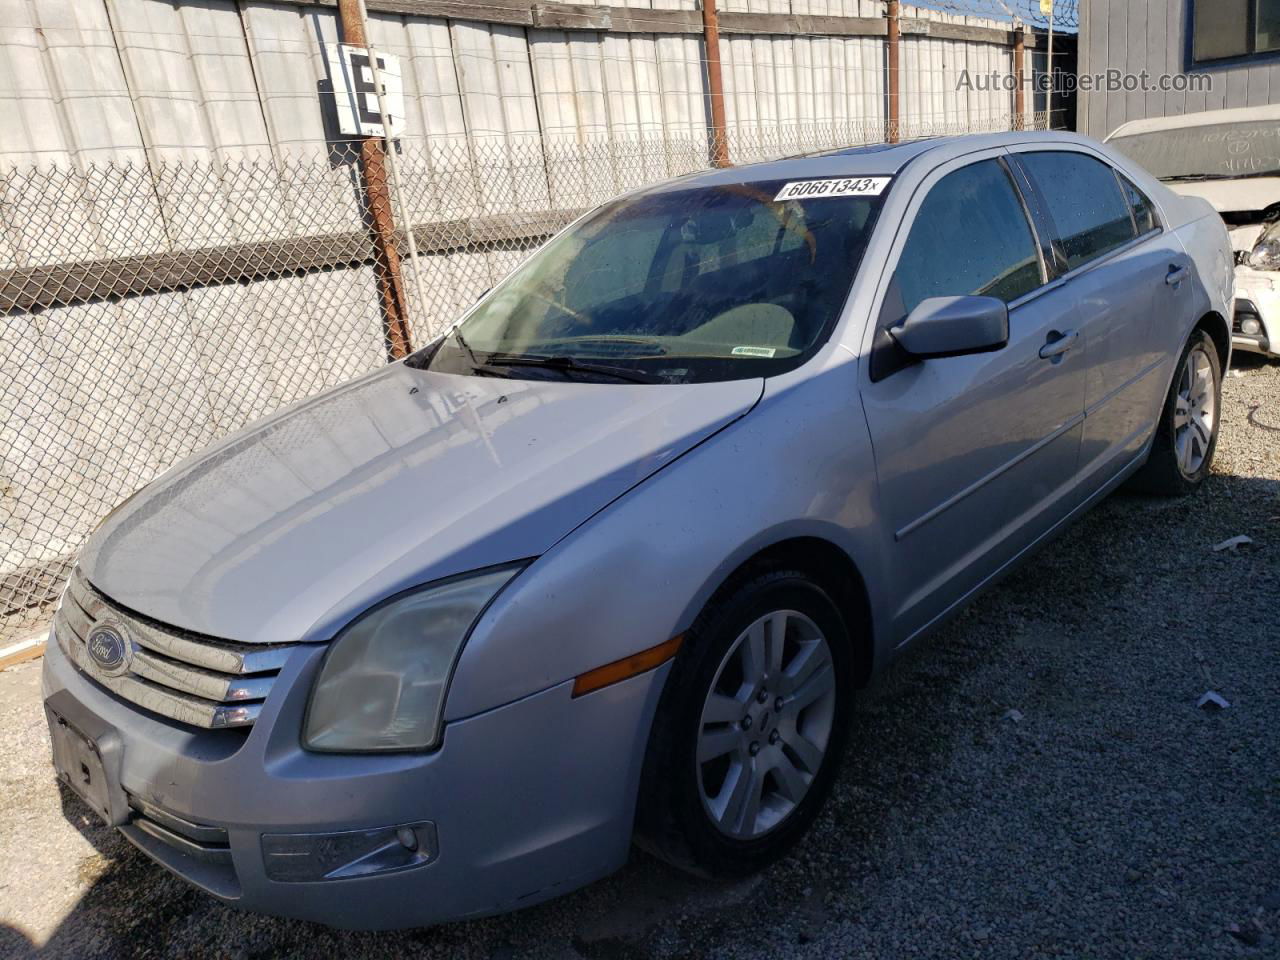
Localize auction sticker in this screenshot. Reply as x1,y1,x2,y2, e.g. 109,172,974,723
773,177,891,201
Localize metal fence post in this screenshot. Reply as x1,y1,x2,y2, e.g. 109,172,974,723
355,0,429,346
1013,26,1026,131
701,0,731,167
886,0,901,143
1046,6,1055,128
338,0,413,360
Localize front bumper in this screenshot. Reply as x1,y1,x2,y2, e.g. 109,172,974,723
42,635,668,929
1233,267,1278,356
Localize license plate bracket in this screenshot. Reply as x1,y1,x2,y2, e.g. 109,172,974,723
45,689,129,827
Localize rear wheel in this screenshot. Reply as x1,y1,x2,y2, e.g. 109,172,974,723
1131,329,1221,496
635,569,851,877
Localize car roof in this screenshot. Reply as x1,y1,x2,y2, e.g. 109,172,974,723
1105,104,1280,140
643,131,1112,193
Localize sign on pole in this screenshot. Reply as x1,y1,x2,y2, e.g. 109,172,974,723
325,43,405,138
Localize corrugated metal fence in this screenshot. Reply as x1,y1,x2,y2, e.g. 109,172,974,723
0,0,1070,641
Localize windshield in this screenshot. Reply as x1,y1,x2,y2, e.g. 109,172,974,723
1109,120,1280,180
417,178,887,384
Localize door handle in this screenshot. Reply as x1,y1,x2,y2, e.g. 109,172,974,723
1166,264,1188,286
1039,329,1079,359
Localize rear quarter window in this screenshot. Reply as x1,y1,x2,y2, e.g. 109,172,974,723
1119,175,1160,236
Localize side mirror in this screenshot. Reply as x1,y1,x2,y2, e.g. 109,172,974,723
888,295,1009,360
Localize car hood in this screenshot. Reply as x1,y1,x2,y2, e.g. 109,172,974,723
78,364,762,644
1166,176,1280,216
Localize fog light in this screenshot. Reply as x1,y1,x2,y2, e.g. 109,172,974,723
262,821,437,882
1241,316,1262,336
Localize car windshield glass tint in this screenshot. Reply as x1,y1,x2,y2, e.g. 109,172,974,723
419,179,887,383
1109,120,1280,180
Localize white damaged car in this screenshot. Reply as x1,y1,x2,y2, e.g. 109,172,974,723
1108,104,1280,358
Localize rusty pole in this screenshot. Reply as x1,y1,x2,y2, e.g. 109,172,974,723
356,0,429,338
886,0,900,144
1013,27,1026,131
338,0,413,359
701,0,731,167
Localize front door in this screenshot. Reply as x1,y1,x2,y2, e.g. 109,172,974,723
860,154,1087,646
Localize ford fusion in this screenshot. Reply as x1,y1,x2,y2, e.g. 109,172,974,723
44,132,1233,929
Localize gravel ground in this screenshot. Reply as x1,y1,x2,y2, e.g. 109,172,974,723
2,356,1278,960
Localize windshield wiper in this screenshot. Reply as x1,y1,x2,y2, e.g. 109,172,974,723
452,326,482,366
449,328,521,379
481,354,662,384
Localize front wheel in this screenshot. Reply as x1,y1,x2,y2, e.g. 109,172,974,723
1130,328,1222,496
634,569,852,878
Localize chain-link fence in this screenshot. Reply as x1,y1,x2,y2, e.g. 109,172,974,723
1,114,1047,644
2,147,397,641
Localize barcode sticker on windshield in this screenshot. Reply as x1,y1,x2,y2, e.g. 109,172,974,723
773,177,891,201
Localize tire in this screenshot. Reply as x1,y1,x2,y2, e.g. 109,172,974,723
1129,328,1222,496
634,568,852,878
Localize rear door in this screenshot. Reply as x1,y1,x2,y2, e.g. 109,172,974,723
1009,148,1190,481
860,152,1086,646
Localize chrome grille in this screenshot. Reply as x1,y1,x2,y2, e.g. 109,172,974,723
53,567,295,729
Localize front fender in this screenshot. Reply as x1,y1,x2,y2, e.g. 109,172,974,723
444,356,891,723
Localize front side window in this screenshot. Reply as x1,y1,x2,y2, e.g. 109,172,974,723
891,159,1043,319
419,179,886,384
1019,152,1136,271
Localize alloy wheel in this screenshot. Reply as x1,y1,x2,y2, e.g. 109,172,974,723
695,610,837,839
1173,344,1216,477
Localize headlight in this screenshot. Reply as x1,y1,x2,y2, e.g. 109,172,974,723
1249,222,1280,270
304,565,524,752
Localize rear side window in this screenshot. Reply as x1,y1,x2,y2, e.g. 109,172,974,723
1019,151,1137,270
1119,175,1160,236
893,159,1043,316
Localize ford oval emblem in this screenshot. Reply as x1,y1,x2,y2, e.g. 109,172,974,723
85,621,133,678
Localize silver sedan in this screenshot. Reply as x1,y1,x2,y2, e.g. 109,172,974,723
43,131,1233,929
